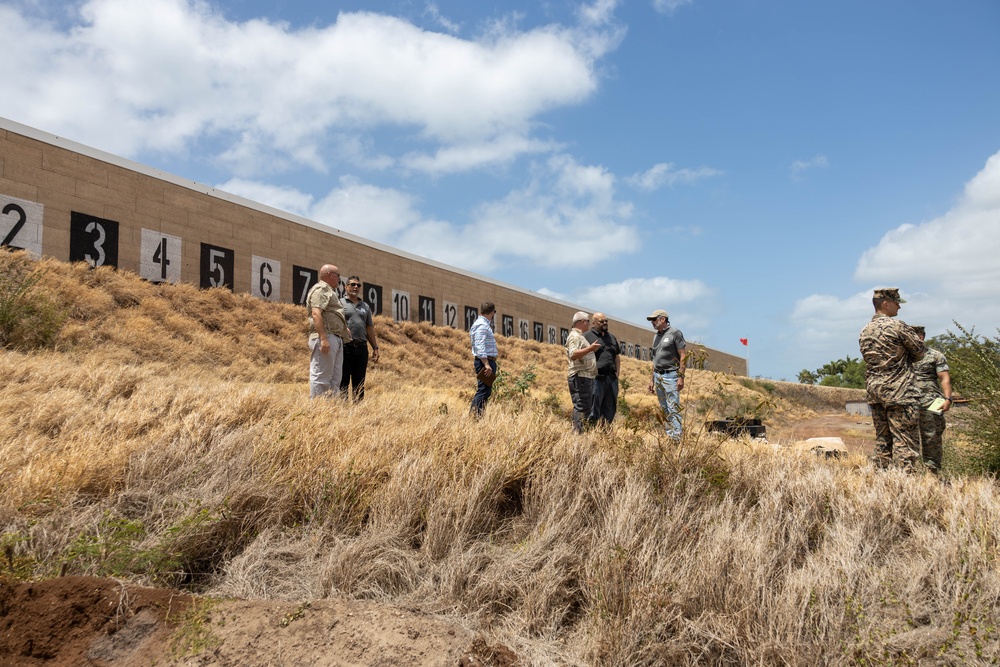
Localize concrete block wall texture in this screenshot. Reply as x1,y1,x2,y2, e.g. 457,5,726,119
0,118,747,375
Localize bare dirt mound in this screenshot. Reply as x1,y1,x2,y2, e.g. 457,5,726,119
769,413,876,455
0,576,517,667
0,576,192,667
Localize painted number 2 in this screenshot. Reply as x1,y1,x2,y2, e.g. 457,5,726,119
1,203,25,247
0,194,43,257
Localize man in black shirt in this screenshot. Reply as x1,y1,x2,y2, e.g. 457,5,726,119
340,275,380,400
584,312,621,426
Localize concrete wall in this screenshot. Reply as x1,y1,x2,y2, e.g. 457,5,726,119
0,117,747,375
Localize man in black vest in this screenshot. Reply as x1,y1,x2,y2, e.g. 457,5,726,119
585,312,621,426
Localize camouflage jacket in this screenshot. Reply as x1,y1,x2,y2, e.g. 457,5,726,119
913,347,949,405
858,313,924,406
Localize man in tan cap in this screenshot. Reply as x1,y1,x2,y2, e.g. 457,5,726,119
647,309,687,441
858,288,924,470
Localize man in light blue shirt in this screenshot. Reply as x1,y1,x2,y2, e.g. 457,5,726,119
469,302,498,416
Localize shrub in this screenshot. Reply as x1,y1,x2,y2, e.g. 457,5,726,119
490,363,538,403
0,251,66,349
946,323,1000,474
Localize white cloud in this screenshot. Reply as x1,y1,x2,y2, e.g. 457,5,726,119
0,0,621,174
790,154,829,178
215,154,639,271
545,275,716,333
536,287,569,301
790,291,872,353
627,162,722,192
215,178,315,217
400,154,638,269
423,3,461,34
310,178,428,240
790,149,1000,371
652,0,694,15
579,0,620,26
400,135,558,175
855,149,1000,299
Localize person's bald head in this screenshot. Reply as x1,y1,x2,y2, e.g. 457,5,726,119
319,264,341,287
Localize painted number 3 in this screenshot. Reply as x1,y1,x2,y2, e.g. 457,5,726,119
84,221,106,266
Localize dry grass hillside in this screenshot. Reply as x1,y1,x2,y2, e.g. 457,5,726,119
1,251,997,666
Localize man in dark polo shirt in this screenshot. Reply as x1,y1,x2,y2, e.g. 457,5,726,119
647,309,687,441
584,312,621,426
340,275,380,400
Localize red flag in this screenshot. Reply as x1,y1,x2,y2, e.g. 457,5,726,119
739,338,748,346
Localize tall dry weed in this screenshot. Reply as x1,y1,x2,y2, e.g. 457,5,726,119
2,258,999,665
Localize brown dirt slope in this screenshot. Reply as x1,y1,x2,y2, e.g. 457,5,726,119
0,577,516,667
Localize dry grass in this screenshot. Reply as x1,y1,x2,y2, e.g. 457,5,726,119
2,254,999,665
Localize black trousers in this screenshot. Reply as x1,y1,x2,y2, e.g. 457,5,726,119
340,343,370,400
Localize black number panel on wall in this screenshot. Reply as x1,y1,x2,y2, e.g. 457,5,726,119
364,283,383,316
419,296,435,324
200,243,234,290
501,315,514,337
293,265,319,306
70,211,119,268
443,302,458,328
464,306,479,331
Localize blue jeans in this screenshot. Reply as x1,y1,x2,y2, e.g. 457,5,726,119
471,358,497,416
653,371,682,440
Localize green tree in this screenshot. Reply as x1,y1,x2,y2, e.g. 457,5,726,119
937,324,1000,474
798,355,865,388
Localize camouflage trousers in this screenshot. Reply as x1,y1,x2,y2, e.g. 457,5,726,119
870,402,921,471
919,408,946,472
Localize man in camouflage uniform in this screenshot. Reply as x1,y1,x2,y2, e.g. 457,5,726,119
912,325,953,472
858,288,924,471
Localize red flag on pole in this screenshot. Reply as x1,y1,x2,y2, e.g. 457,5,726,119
740,338,748,346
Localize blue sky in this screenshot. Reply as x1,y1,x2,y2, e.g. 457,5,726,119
2,0,998,380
